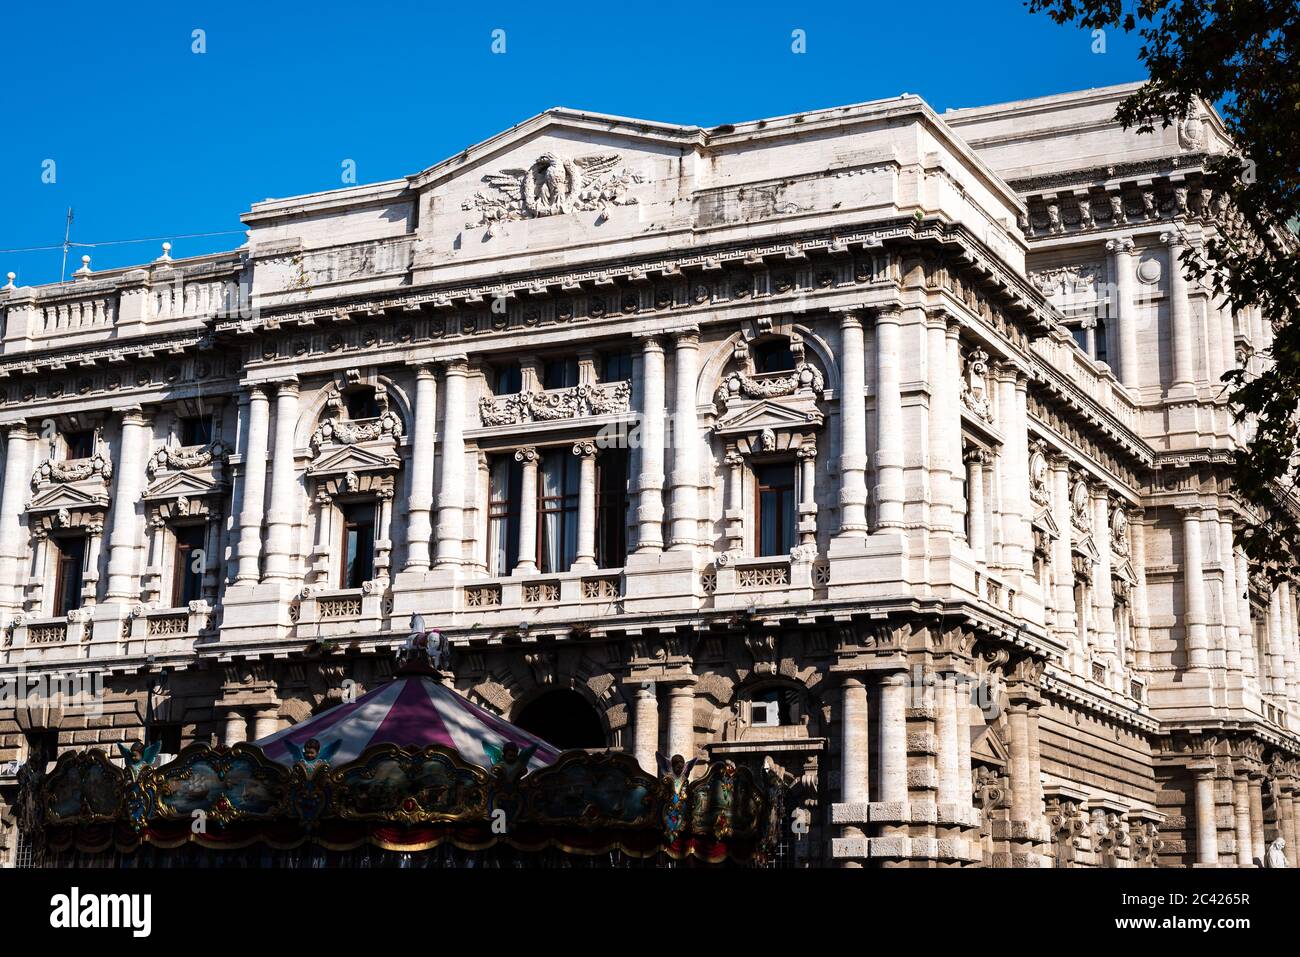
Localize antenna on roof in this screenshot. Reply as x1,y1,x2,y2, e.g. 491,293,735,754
59,207,74,285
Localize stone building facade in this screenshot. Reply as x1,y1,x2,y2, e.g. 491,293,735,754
1,82,1297,867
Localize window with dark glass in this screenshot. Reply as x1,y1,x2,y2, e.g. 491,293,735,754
1094,319,1109,365
488,456,522,576
63,430,94,460
340,503,375,589
344,388,382,421
494,362,522,396
596,450,629,568
179,415,213,447
600,352,633,383
542,357,579,390
1070,325,1089,354
147,722,183,756
539,449,580,572
52,535,87,617
753,339,796,374
756,463,797,557
172,524,207,607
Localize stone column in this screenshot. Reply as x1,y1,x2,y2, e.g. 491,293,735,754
224,710,247,747
954,673,973,812
235,386,271,583
1219,520,1242,673
1248,773,1266,864
1107,237,1139,388
1164,232,1195,391
252,709,280,741
666,683,695,759
1092,493,1116,657
926,312,952,534
1051,456,1077,649
837,312,869,537
1233,772,1254,866
634,336,666,553
434,356,468,568
513,447,539,575
0,424,34,612
878,671,909,806
404,363,437,569
946,320,967,538
1180,506,1208,670
632,682,658,773
262,380,300,582
1267,588,1287,697
874,308,905,529
1236,545,1257,679
1132,516,1152,672
1190,763,1220,865
797,442,817,547
840,678,869,805
572,441,598,570
1006,700,1040,823
996,368,1024,575
668,330,700,550
965,448,988,563
723,449,744,555
1281,582,1299,701
106,408,151,601
1279,782,1299,867
936,672,961,807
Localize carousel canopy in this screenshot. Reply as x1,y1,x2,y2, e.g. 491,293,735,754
254,669,560,772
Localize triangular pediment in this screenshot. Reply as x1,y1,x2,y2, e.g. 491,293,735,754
1032,506,1060,538
715,398,823,434
144,469,224,501
308,442,400,476
28,482,109,513
1073,533,1100,564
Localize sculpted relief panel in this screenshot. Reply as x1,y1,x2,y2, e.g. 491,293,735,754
462,152,645,237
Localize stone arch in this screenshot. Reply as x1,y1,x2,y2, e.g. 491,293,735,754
511,687,607,750
694,320,839,408
293,369,414,449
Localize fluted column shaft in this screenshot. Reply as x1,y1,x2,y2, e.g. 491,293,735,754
1165,232,1195,390
434,357,468,568
513,448,539,575
573,442,598,570
874,309,905,528
1181,507,1208,670
634,337,666,552
668,331,700,550
0,425,34,612
632,682,658,773
262,381,300,582
404,364,437,569
837,313,869,536
236,387,271,583
106,409,151,601
1108,237,1139,388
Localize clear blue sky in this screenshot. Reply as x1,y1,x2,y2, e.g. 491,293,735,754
0,0,1145,285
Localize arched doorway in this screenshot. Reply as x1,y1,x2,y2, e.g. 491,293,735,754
514,689,606,750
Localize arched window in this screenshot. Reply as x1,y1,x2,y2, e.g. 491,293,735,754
752,338,797,374
513,689,605,750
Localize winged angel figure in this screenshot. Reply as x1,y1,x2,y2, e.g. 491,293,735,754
463,152,644,237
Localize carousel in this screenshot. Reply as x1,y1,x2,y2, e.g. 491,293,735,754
15,621,775,868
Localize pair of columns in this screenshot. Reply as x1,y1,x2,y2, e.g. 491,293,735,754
223,707,280,746
633,332,700,554
509,442,599,575
235,380,300,583
1106,233,1201,392
630,680,695,771
1230,769,1269,866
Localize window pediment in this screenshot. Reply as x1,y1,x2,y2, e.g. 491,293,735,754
307,443,400,480
143,469,226,505
28,482,110,516
713,397,823,440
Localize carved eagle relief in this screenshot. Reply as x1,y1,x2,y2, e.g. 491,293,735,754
462,152,644,236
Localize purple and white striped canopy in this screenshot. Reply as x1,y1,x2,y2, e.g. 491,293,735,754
254,674,560,772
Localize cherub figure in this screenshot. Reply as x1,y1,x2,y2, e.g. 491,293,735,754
657,752,702,842
117,741,161,780
284,738,341,780
485,740,539,787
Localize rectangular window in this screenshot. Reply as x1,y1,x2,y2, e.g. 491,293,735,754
340,503,375,589
542,357,579,390
494,363,522,396
25,730,59,769
52,535,87,617
600,352,633,383
179,416,213,447
539,448,580,573
63,431,94,460
147,722,183,756
487,456,522,576
596,449,629,569
172,524,207,607
756,463,797,557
